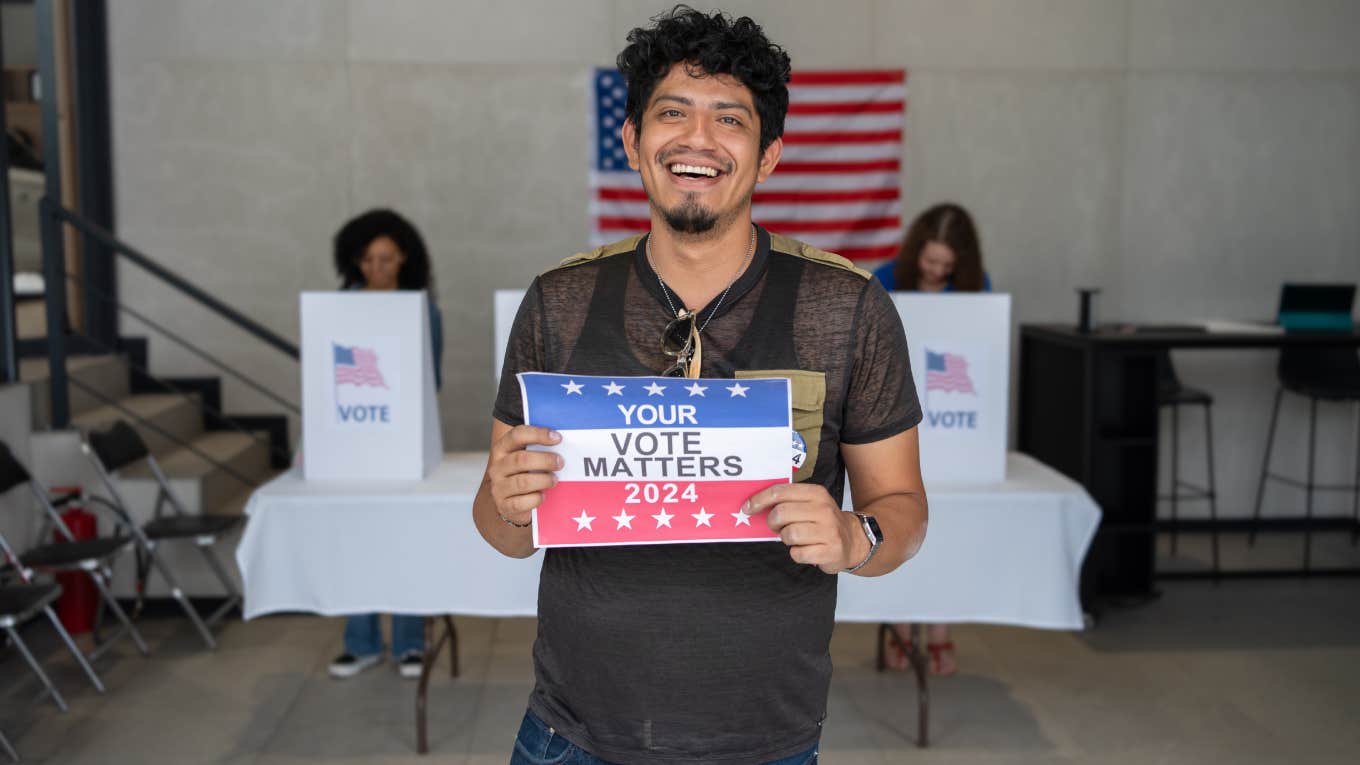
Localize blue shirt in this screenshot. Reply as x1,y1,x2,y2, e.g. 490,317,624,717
872,260,992,293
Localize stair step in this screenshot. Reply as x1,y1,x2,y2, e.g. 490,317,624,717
71,392,204,457
121,430,273,512
22,353,131,427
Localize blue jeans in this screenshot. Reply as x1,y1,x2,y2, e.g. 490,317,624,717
342,614,424,657
510,711,818,765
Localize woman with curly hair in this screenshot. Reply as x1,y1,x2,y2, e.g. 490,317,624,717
326,208,443,680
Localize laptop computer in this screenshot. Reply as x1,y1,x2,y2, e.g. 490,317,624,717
1277,283,1356,331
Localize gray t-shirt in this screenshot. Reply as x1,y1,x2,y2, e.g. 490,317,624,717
494,227,920,764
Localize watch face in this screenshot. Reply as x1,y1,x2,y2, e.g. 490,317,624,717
861,514,882,544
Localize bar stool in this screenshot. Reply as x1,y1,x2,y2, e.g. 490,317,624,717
1250,346,1360,568
1156,352,1220,575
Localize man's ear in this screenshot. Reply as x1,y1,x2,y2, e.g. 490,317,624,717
756,137,782,184
621,118,641,172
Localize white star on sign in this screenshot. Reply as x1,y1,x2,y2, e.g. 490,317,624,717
652,508,674,528
731,512,752,527
685,382,708,397
692,508,714,527
612,509,635,530
573,511,595,531
562,379,584,395
602,381,625,396
726,382,749,398
645,382,667,396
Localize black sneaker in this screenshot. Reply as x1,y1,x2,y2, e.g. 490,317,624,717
398,650,424,679
328,652,383,678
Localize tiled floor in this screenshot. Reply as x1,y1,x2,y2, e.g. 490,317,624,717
4,553,1360,763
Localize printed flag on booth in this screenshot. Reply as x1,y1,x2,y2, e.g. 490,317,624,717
589,68,907,264
333,343,388,389
519,372,791,548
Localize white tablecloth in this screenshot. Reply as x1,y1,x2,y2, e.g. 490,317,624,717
237,452,1099,629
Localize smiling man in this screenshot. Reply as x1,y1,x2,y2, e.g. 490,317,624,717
474,7,928,765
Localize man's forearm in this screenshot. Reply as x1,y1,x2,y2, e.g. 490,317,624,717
847,491,927,577
472,475,538,559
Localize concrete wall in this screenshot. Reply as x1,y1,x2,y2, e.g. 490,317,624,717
107,1,1360,518
0,384,36,555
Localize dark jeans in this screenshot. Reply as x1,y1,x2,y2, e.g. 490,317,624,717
510,710,818,765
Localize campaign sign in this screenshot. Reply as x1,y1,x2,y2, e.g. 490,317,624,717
519,372,791,548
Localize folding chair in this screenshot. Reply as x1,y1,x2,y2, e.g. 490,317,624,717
83,421,245,650
1,441,149,666
0,445,115,710
0,725,18,762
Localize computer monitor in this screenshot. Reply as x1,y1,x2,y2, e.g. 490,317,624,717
1277,283,1356,331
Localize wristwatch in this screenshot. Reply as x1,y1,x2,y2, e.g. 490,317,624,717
844,512,882,573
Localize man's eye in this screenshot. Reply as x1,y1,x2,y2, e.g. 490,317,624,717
720,116,742,126
660,109,683,118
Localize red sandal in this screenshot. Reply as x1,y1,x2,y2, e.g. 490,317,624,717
926,641,956,676
879,627,912,670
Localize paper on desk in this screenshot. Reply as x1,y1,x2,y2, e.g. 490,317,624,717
1195,319,1284,335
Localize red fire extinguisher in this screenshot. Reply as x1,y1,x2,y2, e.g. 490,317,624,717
49,485,100,635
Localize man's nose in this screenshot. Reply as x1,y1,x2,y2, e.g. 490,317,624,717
679,114,717,149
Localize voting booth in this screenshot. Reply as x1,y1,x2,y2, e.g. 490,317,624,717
494,289,1011,484
300,292,442,481
892,293,1010,484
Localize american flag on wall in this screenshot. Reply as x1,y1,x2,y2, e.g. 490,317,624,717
333,344,388,389
589,69,906,262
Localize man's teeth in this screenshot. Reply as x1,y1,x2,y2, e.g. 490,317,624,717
670,164,719,177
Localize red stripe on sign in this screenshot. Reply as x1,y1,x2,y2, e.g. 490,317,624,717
761,217,900,233
789,71,906,85
777,160,900,174
787,101,905,115
781,130,902,145
535,478,787,547
832,245,902,261
753,189,899,203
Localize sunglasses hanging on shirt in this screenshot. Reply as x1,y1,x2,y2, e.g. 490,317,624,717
648,225,755,380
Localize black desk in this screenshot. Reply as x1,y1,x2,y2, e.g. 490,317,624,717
1017,323,1360,599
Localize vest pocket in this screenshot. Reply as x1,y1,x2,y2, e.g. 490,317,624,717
735,369,826,483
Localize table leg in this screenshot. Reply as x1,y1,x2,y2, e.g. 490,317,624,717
876,623,930,748
416,616,457,755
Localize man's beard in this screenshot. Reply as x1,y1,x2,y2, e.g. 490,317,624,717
658,193,720,235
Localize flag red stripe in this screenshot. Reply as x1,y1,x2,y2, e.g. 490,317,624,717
787,101,904,115
776,160,899,174
596,188,900,203
755,189,899,203
781,130,902,145
762,217,900,233
789,71,906,85
596,217,654,231
832,245,901,261
598,217,901,234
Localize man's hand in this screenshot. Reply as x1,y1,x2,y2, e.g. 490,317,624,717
486,425,563,527
743,483,868,574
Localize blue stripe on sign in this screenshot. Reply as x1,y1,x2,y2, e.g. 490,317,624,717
519,372,791,430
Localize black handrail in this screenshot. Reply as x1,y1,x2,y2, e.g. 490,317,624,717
41,198,300,359
63,269,301,415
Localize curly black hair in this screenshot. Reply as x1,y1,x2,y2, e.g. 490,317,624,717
332,208,432,290
617,5,792,154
